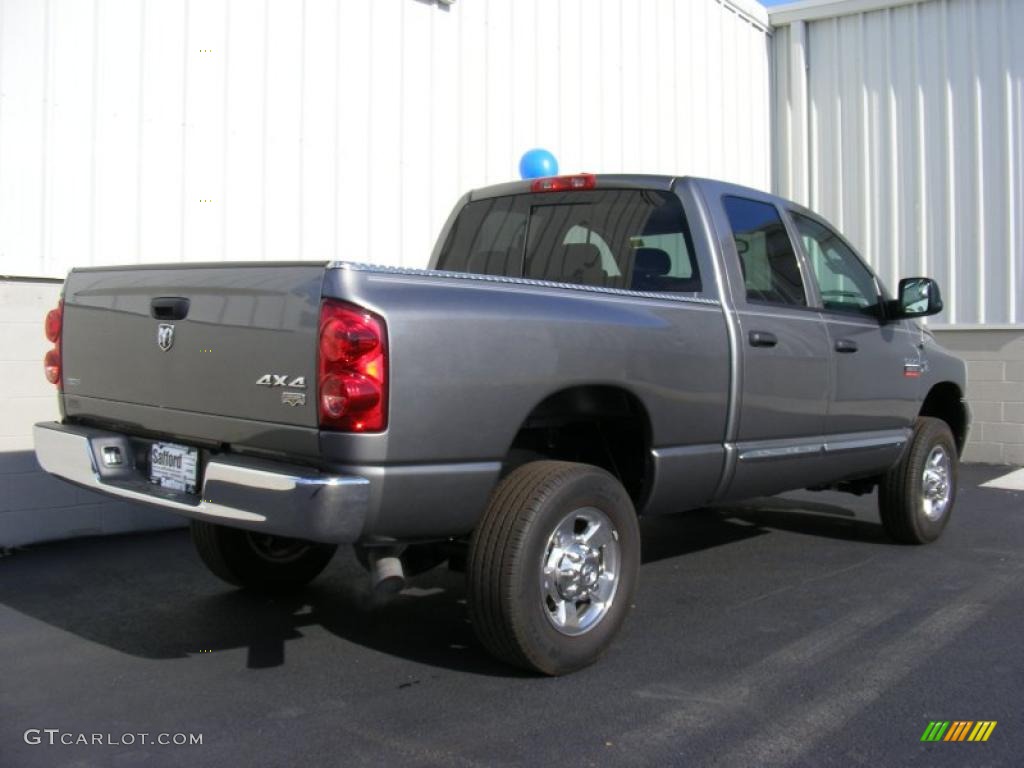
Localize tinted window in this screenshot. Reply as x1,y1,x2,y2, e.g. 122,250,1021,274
437,190,701,293
723,196,806,307
436,196,527,276
791,212,881,317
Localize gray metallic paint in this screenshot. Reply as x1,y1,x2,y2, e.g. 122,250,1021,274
60,395,321,458
62,265,324,430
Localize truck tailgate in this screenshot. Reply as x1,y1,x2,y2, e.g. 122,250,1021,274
60,264,325,437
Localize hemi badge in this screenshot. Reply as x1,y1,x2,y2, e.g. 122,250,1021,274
281,392,306,407
904,363,924,378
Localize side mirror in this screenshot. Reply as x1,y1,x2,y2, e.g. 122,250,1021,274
895,277,943,318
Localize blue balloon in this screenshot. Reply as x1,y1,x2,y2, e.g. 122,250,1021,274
519,148,559,180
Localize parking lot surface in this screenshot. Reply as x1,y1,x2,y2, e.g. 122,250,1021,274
1,464,1021,767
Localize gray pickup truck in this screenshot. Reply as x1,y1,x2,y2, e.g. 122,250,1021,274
34,174,969,675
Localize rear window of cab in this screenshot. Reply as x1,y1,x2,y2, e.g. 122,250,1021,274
437,189,702,294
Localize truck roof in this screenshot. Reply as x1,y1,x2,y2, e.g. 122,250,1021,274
468,173,778,206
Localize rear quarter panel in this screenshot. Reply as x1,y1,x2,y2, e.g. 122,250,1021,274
321,266,731,469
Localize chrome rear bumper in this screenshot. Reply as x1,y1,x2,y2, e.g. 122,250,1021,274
33,422,370,543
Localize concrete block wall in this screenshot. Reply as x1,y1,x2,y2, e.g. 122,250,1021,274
932,328,1024,466
0,279,184,548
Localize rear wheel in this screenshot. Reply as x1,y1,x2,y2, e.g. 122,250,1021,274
190,520,337,589
467,460,640,675
878,417,958,544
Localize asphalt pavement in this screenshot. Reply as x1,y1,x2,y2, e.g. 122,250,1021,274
1,464,1021,767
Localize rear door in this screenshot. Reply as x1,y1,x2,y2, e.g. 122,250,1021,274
787,211,921,476
713,192,832,499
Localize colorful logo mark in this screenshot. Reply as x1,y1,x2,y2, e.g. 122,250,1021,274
921,721,997,742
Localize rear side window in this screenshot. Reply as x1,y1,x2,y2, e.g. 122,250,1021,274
437,190,701,293
723,196,807,307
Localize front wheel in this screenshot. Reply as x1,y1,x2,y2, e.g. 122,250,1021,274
191,521,337,590
878,417,958,544
467,461,641,675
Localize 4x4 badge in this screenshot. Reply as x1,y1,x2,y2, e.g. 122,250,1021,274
256,374,306,388
157,324,175,352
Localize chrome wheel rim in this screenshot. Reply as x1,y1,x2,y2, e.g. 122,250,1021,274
540,507,620,637
246,533,311,563
921,445,952,521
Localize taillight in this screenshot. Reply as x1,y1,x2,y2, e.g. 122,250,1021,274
43,300,63,387
530,173,596,193
318,300,387,432
45,304,63,342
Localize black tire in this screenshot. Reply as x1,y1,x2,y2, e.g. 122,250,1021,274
878,417,958,544
467,460,641,675
190,520,337,589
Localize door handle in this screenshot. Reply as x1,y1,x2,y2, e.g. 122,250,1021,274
835,339,859,354
150,297,191,321
748,330,778,348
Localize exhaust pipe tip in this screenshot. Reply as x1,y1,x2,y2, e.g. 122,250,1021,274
370,554,405,594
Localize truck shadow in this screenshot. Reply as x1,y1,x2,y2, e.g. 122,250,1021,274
0,500,886,676
706,495,890,546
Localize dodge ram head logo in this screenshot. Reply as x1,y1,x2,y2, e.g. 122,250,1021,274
157,324,175,352
281,392,306,407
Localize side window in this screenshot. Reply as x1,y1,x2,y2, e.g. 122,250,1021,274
723,196,807,307
791,212,881,317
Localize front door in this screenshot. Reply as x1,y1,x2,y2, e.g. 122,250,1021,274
788,211,921,479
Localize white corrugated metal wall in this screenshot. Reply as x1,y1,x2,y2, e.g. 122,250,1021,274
0,0,772,280
772,0,1024,326
771,0,1024,465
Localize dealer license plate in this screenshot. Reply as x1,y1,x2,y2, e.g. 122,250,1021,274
149,442,199,494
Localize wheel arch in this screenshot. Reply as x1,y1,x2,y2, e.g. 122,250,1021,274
919,381,969,455
501,384,653,508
